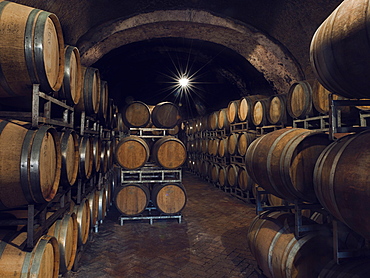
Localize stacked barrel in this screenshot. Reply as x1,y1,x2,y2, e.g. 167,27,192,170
114,100,187,219
0,2,117,277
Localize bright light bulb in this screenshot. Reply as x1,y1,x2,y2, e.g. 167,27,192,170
179,77,189,87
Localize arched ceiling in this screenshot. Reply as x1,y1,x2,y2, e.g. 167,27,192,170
11,0,343,118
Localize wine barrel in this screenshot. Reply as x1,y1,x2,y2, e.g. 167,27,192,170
227,99,240,124
0,1,64,97
0,120,61,209
58,45,82,106
310,0,370,99
208,138,219,156
59,129,79,187
217,108,229,130
75,66,101,115
114,184,150,216
319,258,370,278
151,136,186,169
151,183,187,214
218,165,228,187
87,190,99,227
252,98,270,126
267,193,285,206
151,101,180,128
227,133,239,156
106,139,114,170
237,95,266,122
287,81,314,119
72,198,90,246
97,80,109,122
247,211,332,278
97,188,107,223
217,137,228,157
78,135,93,180
210,163,221,183
268,94,288,124
122,101,151,128
0,231,59,277
227,164,239,188
245,128,330,203
199,160,211,179
99,140,109,174
92,136,102,173
115,135,149,170
47,213,78,273
105,98,114,129
237,165,253,192
237,131,256,156
314,130,370,240
208,111,218,130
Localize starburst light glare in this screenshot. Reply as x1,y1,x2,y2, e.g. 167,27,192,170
179,76,190,87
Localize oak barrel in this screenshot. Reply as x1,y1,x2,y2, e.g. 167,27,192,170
97,188,107,223
0,231,59,277
151,101,180,128
227,99,240,124
237,95,266,122
58,45,82,106
208,111,218,130
217,108,229,130
247,211,332,278
59,129,79,187
237,165,253,192
100,140,109,174
310,0,370,99
245,128,330,202
227,133,239,155
87,190,99,227
227,164,239,188
115,135,149,170
210,163,221,183
218,165,228,187
151,183,187,214
287,81,314,119
252,98,270,126
237,131,256,156
217,137,228,157
75,66,101,115
114,184,150,216
0,120,61,209
122,100,151,128
92,136,102,173
268,94,288,124
0,1,64,97
72,198,90,246
151,136,186,169
313,130,370,240
97,80,109,122
78,135,93,180
47,213,78,273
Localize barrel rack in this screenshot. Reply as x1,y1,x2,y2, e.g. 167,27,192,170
117,126,184,225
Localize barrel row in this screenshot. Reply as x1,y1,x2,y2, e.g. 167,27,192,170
122,100,181,129
186,78,369,137
0,167,116,277
0,1,119,129
0,119,116,210
187,131,256,157
114,182,187,216
115,135,187,170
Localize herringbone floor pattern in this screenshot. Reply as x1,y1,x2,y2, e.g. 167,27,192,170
71,171,259,278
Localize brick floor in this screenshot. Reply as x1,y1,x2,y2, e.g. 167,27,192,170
71,171,260,278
